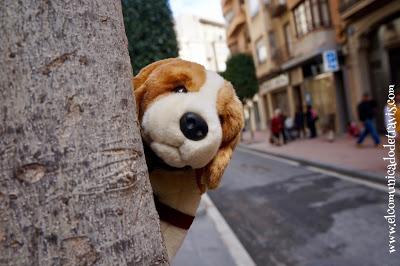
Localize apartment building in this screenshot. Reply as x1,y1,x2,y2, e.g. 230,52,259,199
222,0,265,131
339,0,400,131
241,0,349,134
223,0,400,135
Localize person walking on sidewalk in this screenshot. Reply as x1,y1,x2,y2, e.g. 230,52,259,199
356,93,380,146
294,106,305,138
270,109,284,146
306,105,318,138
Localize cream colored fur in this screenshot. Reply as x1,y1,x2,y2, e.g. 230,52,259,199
141,71,224,168
150,168,201,260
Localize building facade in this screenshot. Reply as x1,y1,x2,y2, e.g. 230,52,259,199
244,0,349,134
223,0,400,135
221,0,266,131
339,0,400,131
222,0,267,132
175,14,230,72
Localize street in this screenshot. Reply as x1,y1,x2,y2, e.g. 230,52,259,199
207,147,400,266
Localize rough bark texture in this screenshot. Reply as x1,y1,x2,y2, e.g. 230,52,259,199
0,1,168,265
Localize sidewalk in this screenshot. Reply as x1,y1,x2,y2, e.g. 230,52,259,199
173,198,235,266
241,130,386,178
173,195,254,266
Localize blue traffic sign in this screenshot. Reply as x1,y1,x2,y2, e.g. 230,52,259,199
323,50,339,72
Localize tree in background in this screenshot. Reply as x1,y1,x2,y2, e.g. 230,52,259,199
221,53,258,102
122,0,179,74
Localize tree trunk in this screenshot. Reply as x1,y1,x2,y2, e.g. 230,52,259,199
0,1,168,265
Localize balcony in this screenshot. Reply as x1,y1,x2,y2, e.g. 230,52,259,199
271,46,290,66
227,7,246,39
339,0,387,21
268,0,287,18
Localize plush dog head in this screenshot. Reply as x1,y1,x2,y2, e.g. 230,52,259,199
133,58,244,189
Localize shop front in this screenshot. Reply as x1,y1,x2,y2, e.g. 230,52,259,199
297,50,348,134
303,73,338,134
259,73,291,123
258,49,348,136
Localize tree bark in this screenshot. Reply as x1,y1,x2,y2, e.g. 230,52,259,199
0,1,167,265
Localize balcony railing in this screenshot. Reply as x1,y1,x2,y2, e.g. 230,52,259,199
339,0,361,13
227,6,246,38
339,0,381,20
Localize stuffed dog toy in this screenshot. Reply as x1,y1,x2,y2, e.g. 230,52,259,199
132,58,244,260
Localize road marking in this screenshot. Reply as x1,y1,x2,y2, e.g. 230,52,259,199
237,146,300,167
238,146,397,195
306,166,400,196
202,194,256,266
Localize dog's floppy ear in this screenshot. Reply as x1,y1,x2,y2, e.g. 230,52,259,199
202,83,244,190
202,133,240,190
132,58,178,118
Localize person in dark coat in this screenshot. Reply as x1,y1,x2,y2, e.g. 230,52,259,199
306,105,318,138
294,106,305,138
356,93,380,146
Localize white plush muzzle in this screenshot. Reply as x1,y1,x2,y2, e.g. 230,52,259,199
141,71,223,168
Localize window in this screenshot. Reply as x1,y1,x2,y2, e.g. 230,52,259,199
284,23,292,55
311,0,321,27
224,10,234,24
268,31,276,50
256,38,267,64
293,0,331,37
248,0,260,17
294,4,307,36
305,0,313,31
320,0,330,26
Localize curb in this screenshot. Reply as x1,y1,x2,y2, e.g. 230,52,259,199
202,194,256,266
238,144,388,187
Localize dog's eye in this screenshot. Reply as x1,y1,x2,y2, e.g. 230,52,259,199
173,86,187,93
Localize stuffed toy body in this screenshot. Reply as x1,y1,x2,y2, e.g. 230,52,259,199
133,58,244,260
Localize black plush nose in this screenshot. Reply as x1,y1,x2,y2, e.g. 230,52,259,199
180,112,208,141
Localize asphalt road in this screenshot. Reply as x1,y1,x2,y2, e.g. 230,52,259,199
208,147,400,266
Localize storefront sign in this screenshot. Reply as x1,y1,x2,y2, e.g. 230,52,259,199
323,50,339,72
260,73,289,93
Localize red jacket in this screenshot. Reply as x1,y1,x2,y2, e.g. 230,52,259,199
271,116,283,134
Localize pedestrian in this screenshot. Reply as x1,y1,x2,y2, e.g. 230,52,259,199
306,105,318,138
284,116,294,141
347,121,360,138
356,93,380,146
270,109,284,146
294,106,305,138
326,113,336,142
280,111,288,144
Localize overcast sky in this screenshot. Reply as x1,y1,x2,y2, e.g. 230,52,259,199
169,0,225,23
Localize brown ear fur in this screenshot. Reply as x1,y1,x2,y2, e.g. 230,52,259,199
132,58,178,118
203,134,241,189
204,82,244,189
